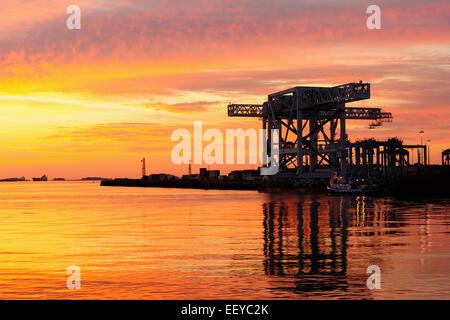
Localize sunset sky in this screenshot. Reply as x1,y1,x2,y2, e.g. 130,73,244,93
0,0,449,178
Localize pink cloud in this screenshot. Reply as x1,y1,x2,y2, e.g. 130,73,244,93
1,0,449,66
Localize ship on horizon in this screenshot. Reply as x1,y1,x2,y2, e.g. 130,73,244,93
0,176,26,182
33,175,48,181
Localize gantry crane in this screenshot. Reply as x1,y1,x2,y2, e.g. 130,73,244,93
228,82,393,182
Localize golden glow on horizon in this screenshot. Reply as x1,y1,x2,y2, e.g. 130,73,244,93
0,0,449,178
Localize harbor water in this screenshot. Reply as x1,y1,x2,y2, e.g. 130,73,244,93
0,181,448,299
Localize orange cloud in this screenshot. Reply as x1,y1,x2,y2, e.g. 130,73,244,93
142,101,220,113
0,0,449,178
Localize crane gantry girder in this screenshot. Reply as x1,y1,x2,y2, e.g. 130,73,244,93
228,104,393,122
227,104,263,117
228,82,372,118
300,82,370,107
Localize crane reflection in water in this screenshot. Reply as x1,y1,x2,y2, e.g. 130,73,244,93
262,195,405,297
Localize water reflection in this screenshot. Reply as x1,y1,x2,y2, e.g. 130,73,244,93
0,182,447,299
262,195,406,296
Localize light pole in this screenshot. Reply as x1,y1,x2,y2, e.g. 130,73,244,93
419,130,424,165
427,140,430,165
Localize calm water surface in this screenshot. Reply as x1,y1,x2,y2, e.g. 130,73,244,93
0,181,448,299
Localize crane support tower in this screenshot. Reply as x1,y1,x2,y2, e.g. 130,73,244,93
228,81,393,184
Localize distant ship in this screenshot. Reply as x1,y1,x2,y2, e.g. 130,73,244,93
33,175,48,181
0,176,26,182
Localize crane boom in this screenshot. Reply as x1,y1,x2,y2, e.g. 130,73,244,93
228,104,392,121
